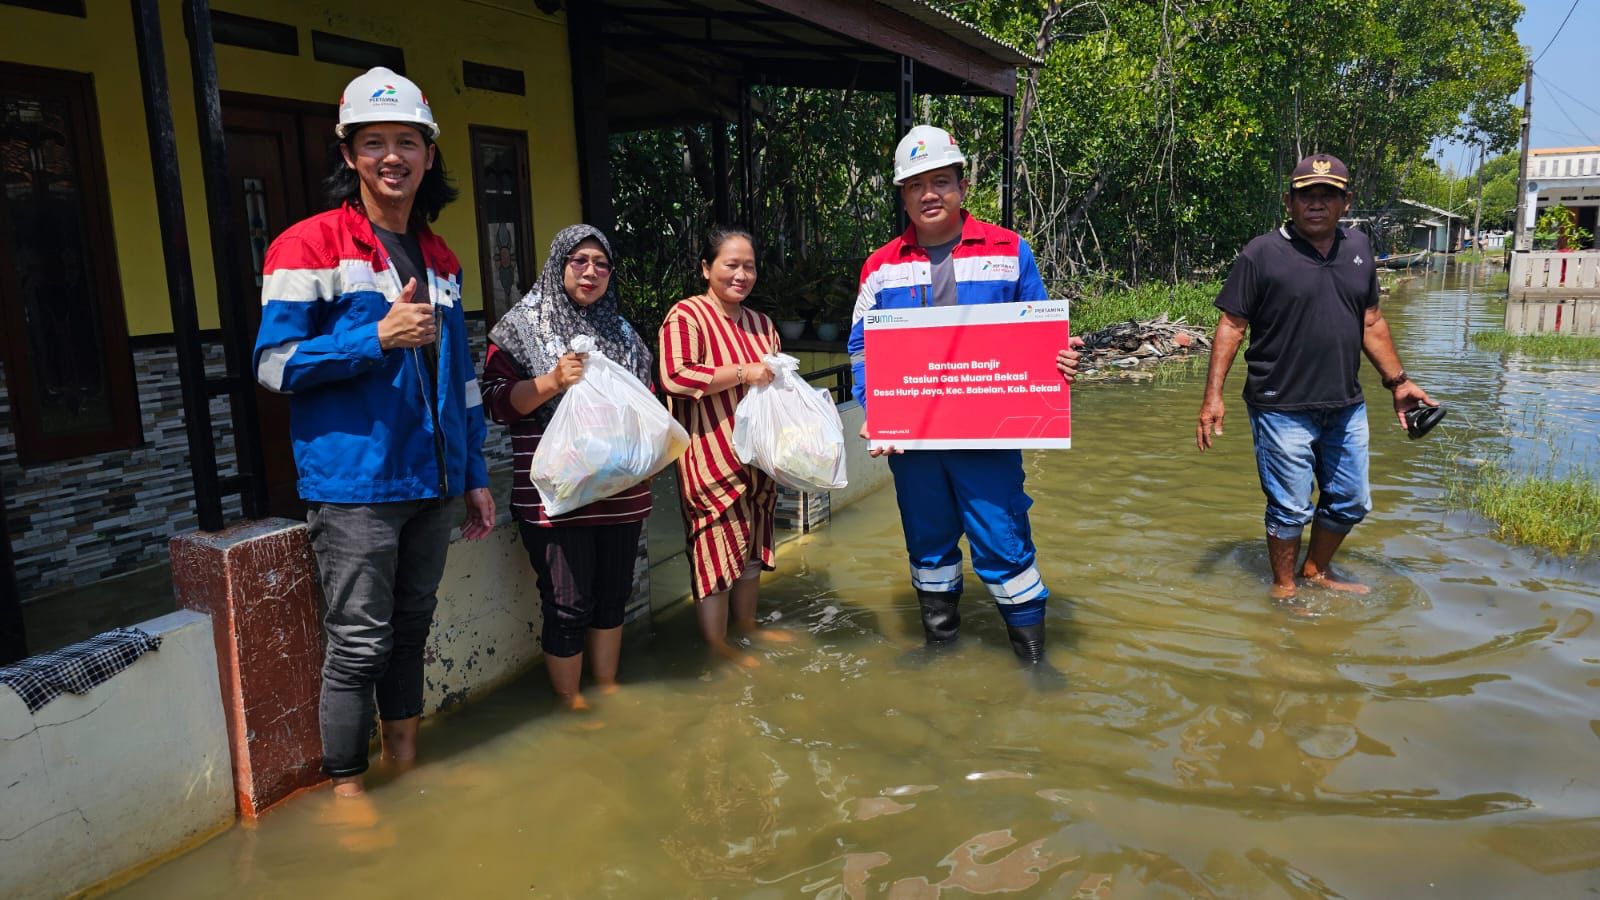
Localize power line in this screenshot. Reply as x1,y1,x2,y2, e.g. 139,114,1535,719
1536,72,1600,121
1533,0,1582,65
1541,86,1599,146
1537,126,1598,143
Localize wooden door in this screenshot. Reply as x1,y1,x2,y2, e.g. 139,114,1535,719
221,97,337,519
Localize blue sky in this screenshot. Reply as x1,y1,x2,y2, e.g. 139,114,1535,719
1431,0,1598,174
1522,0,1598,149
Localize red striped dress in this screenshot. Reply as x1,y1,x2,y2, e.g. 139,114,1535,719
658,294,780,600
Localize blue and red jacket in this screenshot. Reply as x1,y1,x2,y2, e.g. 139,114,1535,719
252,203,488,503
848,212,1048,407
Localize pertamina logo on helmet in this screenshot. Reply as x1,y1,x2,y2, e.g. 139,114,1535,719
369,85,400,104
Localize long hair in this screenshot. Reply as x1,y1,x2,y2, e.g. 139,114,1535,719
322,131,459,224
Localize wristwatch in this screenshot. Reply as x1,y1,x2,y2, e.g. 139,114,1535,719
1382,371,1409,390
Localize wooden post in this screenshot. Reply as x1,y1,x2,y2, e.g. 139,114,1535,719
896,55,914,233
130,0,224,532
1513,62,1534,254
186,0,267,521
1472,142,1485,262
738,81,754,232
1002,93,1016,231
567,1,614,232
712,120,732,226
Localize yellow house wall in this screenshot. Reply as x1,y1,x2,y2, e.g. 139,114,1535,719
1,0,581,335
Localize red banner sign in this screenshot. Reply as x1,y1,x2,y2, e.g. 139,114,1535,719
863,301,1072,450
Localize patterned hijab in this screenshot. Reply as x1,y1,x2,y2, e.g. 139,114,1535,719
488,224,653,425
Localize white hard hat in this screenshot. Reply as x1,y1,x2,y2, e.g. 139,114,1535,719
336,67,439,140
893,124,967,185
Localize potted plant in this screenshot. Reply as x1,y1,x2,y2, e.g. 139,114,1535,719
768,290,812,341
753,261,825,341
1533,206,1593,252
813,257,864,344
813,290,854,343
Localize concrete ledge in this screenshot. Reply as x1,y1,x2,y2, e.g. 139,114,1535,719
425,521,651,716
0,610,232,898
423,525,543,715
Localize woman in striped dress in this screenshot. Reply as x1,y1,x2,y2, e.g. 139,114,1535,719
659,228,787,664
481,224,653,709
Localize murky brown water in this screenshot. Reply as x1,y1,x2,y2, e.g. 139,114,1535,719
117,263,1600,898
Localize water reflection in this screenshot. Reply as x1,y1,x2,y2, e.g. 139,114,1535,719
116,263,1600,897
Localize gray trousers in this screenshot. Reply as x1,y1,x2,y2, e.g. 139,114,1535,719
307,499,453,778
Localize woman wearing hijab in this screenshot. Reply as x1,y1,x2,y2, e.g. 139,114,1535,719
482,225,654,709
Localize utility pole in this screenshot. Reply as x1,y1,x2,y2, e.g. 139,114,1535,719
1472,141,1486,260
1512,62,1534,252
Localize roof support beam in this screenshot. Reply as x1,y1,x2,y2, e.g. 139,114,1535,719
748,0,1016,96
569,1,615,231
896,55,913,232
1002,92,1015,229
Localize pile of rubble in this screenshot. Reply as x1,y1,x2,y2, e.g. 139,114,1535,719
1078,315,1212,375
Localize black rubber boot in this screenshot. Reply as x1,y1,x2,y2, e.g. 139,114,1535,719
917,590,961,644
1007,622,1065,690
1006,622,1046,663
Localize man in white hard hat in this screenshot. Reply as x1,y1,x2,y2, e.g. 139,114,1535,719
253,67,495,802
848,124,1081,666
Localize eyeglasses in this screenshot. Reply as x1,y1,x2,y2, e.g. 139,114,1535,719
566,255,613,274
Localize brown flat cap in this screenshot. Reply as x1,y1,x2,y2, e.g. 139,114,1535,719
1290,153,1350,190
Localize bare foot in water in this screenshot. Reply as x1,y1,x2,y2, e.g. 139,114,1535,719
709,639,761,669
1300,565,1371,594
319,787,396,851
557,691,608,729
1269,582,1320,618
596,682,621,697
744,627,795,644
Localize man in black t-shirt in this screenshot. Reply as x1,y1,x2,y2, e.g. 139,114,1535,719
1196,154,1436,600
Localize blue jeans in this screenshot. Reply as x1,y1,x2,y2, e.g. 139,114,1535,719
1246,403,1372,542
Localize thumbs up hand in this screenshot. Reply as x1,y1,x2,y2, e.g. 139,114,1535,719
378,278,436,350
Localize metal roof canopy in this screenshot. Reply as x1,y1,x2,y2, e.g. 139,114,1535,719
592,0,1040,131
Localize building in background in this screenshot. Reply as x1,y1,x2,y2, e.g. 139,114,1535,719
1523,146,1600,250
0,0,1038,663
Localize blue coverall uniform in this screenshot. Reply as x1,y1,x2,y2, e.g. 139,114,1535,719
848,212,1050,629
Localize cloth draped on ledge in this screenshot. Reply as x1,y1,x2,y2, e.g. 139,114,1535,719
0,627,162,713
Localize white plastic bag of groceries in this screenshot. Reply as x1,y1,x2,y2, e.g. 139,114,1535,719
732,353,848,492
530,335,689,517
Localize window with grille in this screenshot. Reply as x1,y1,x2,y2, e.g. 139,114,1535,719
0,63,140,463
469,127,535,326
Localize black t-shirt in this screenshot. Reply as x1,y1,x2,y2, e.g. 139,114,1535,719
1214,224,1380,410
372,223,439,396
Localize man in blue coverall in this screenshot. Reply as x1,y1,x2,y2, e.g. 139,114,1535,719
849,124,1082,664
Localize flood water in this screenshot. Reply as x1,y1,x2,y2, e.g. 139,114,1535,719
118,264,1600,898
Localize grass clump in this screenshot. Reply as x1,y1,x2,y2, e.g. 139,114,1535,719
1471,330,1600,358
1449,460,1600,556
1069,281,1223,335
